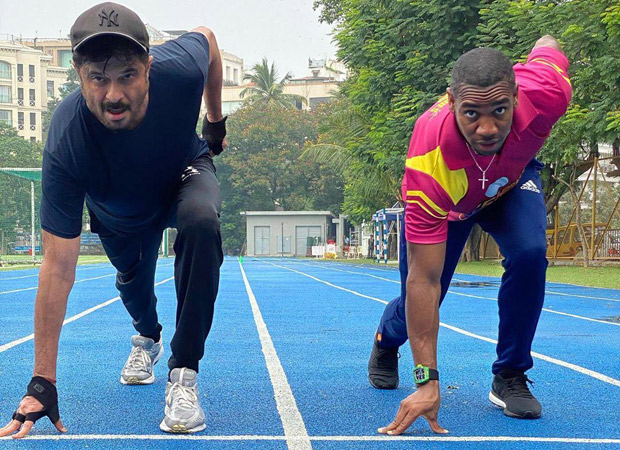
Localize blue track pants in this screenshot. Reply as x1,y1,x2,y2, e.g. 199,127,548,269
377,160,548,374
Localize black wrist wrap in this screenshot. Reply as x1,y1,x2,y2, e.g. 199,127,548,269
202,115,227,155
21,377,60,424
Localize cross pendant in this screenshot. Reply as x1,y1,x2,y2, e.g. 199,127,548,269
479,172,488,189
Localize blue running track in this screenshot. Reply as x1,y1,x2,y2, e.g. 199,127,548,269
0,257,618,449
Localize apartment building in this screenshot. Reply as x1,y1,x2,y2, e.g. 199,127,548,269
222,58,345,115
18,25,244,123
0,40,67,141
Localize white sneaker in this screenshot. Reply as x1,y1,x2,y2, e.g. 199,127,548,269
159,368,206,433
120,335,163,385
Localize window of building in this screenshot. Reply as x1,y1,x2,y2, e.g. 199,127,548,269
17,64,23,78
17,88,23,105
30,137,36,143
0,110,12,125
0,61,10,79
309,97,333,109
0,86,10,103
30,112,36,129
226,66,231,82
29,65,35,81
58,50,73,68
29,89,35,106
47,81,55,98
233,68,239,84
18,112,24,130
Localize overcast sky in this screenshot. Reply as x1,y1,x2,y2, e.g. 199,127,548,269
0,0,338,78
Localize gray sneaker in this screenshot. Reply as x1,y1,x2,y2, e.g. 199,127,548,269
159,368,206,433
120,335,163,385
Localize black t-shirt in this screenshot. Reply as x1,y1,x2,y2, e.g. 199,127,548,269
40,32,210,238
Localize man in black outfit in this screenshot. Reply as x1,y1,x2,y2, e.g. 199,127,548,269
0,2,226,436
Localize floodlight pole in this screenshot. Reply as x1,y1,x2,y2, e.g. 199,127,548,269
31,180,35,261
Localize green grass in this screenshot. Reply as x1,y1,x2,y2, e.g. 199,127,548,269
455,260,620,290
328,258,620,290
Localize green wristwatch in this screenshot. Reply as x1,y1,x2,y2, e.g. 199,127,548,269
412,364,439,385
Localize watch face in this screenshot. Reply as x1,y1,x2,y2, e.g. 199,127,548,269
414,367,428,383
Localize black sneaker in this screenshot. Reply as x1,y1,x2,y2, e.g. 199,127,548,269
489,369,542,419
368,338,399,389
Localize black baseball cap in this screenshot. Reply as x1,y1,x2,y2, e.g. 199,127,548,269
70,2,149,53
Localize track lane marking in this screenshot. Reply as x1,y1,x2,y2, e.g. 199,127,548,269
285,261,619,326
295,261,620,302
0,262,174,296
1,434,618,443
238,261,311,450
266,262,620,387
0,276,175,354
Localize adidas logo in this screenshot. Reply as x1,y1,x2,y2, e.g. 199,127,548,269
520,180,540,193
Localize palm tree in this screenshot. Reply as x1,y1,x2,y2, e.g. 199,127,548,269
240,58,307,109
302,101,402,223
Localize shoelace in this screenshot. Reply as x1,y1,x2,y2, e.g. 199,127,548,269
167,382,198,411
126,346,151,371
503,374,535,398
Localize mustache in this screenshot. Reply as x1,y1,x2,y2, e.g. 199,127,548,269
103,101,131,111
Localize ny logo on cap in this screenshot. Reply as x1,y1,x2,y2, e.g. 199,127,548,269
98,9,119,27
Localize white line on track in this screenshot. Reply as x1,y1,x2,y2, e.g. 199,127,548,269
266,262,620,388
238,261,311,450
447,291,620,326
545,290,620,303
0,262,175,296
0,273,117,295
304,261,620,302
451,276,620,303
0,264,111,281
287,261,619,326
1,434,618,444
0,276,175,354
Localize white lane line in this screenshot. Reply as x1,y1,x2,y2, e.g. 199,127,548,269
1,434,618,444
439,323,620,387
0,264,111,280
450,276,620,303
285,262,619,326
266,262,620,388
545,290,620,303
0,273,116,295
0,262,175,296
238,261,311,450
0,276,175,354
297,261,620,302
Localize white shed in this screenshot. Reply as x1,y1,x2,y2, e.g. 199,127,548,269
242,211,336,257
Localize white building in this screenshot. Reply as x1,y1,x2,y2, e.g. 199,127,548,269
222,57,345,115
243,211,337,257
0,40,68,141
14,25,244,125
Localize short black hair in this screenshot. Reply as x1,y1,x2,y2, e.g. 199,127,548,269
450,47,515,96
72,35,148,68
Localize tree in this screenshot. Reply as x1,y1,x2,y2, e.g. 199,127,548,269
240,58,306,108
476,0,620,215
304,96,398,223
314,0,619,260
217,102,344,254
313,0,486,222
0,124,44,253
60,67,81,99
